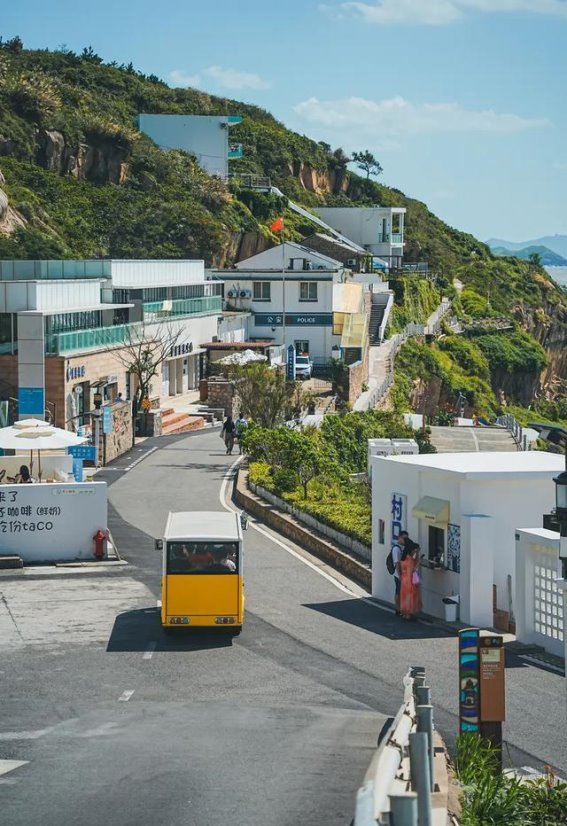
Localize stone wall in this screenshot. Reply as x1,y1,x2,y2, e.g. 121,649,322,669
207,378,241,418
103,402,134,464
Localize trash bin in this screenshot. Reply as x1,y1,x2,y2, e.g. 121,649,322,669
442,596,459,623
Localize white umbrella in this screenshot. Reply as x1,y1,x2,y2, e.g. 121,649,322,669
218,349,268,366
0,421,87,481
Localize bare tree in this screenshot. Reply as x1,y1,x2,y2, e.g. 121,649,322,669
110,321,183,413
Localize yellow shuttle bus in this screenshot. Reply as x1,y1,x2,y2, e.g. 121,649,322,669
156,511,247,633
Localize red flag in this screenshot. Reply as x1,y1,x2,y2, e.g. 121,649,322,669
270,217,284,232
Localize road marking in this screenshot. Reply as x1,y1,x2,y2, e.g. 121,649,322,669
219,459,376,605
143,641,156,660
0,728,53,741
0,759,28,778
118,690,135,702
470,428,480,452
125,447,158,471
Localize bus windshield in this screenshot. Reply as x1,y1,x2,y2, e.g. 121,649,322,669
167,541,238,575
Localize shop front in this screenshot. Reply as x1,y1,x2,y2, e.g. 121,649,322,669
161,341,205,397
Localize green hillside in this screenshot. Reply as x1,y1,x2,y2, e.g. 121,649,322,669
0,39,565,414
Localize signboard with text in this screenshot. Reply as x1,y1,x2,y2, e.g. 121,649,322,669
18,387,45,416
254,313,333,327
0,482,107,562
286,345,296,380
68,444,97,462
391,492,407,541
102,406,112,435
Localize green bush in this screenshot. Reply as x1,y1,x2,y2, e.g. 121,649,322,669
476,331,547,374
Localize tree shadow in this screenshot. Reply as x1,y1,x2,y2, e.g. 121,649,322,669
303,598,454,641
106,607,235,652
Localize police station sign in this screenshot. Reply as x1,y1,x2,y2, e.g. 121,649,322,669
0,482,108,562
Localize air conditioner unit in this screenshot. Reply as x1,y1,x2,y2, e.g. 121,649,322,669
347,258,357,266
227,290,236,299
239,290,248,298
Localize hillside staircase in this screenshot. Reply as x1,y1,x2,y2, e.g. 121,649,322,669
160,407,205,436
369,292,392,344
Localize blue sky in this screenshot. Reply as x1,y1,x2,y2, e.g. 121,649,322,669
2,0,567,242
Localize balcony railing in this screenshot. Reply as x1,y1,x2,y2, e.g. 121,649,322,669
143,295,222,319
46,322,138,355
228,143,243,159
377,233,404,244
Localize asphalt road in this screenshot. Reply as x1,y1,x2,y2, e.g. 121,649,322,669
1,428,566,826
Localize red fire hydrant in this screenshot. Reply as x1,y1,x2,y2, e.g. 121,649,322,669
93,529,107,560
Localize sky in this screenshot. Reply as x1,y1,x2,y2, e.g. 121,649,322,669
2,0,567,243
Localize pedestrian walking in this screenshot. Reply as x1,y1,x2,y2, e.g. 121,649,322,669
235,411,248,454
221,415,237,455
387,531,408,615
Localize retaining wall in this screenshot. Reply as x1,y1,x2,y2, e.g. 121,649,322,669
235,468,371,589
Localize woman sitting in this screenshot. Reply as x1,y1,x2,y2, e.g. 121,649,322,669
14,465,34,484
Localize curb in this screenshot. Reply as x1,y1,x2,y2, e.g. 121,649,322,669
235,468,371,589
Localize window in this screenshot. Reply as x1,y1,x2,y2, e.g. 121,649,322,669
253,282,271,301
0,313,17,354
428,526,445,566
295,340,309,354
299,282,317,302
166,541,239,575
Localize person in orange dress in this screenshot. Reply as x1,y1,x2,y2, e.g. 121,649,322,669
399,541,421,620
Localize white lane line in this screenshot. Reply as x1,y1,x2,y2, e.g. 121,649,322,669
118,690,135,702
0,759,28,778
0,728,53,741
470,429,480,452
125,446,158,471
219,459,378,605
143,642,156,660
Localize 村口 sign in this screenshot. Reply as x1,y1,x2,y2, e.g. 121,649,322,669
0,482,107,562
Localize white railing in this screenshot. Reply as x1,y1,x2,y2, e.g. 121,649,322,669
495,413,525,450
353,667,445,826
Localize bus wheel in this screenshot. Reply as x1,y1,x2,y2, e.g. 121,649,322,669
230,626,242,637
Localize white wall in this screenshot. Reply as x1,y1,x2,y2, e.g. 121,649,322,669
34,280,102,311
515,528,563,658
138,114,229,178
218,313,250,343
371,456,559,625
222,274,339,360
315,207,405,248
0,481,107,562
236,243,342,271
109,260,205,288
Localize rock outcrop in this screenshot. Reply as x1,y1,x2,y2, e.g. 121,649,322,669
38,130,130,185
0,168,26,235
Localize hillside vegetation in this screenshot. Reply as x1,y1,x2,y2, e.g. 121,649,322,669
0,39,565,412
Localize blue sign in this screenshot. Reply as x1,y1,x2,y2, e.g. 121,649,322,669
18,387,45,416
255,313,333,327
286,345,296,380
102,406,112,435
72,457,84,482
68,444,97,461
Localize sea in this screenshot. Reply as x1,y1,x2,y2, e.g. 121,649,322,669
545,266,567,289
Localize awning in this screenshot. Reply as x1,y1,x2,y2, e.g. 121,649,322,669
412,496,450,526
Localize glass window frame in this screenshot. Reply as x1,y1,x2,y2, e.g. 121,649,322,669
166,541,239,575
299,281,318,302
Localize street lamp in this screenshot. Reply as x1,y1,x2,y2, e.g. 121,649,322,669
529,422,567,577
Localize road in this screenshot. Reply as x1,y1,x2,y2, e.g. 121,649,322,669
429,425,517,452
1,429,566,826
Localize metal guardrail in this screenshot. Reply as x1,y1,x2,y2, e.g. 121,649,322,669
354,666,439,826
495,413,527,450
364,299,451,410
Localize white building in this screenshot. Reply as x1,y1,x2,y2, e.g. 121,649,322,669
137,114,242,179
211,242,369,367
515,528,563,659
371,451,564,628
0,259,222,427
315,206,406,269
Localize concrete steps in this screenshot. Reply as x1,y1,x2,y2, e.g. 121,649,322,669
160,407,206,436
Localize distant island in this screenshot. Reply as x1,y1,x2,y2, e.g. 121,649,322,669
487,234,567,265
489,243,567,266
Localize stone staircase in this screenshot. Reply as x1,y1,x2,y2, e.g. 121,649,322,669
160,407,206,436
369,303,386,344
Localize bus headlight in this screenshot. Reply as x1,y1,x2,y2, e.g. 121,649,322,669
215,617,236,624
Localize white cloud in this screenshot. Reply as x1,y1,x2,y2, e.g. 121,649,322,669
170,66,270,91
293,95,551,136
170,69,202,87
335,0,567,25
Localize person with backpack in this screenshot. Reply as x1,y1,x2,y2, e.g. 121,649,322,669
221,415,237,455
386,531,408,616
